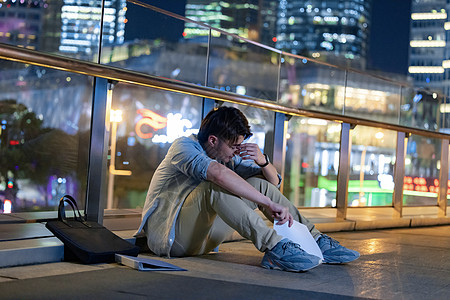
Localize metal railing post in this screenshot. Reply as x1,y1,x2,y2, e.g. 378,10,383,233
85,77,110,223
272,112,288,192
393,132,407,218
336,123,352,220
438,139,449,217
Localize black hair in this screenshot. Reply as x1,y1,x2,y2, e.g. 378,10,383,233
197,106,252,144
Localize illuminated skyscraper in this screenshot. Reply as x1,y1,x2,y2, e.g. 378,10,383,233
259,0,278,47
0,0,53,51
276,0,371,68
59,0,127,58
184,0,260,40
408,0,449,96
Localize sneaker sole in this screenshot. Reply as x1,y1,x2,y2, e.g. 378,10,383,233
323,253,360,264
261,257,322,272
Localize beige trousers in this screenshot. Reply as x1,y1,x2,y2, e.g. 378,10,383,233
170,176,321,257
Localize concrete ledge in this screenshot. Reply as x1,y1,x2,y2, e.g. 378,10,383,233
354,218,412,230
411,217,450,227
0,237,63,268
3,214,450,268
0,229,138,269
315,221,355,232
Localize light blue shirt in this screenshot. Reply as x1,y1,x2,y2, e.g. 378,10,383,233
136,134,263,256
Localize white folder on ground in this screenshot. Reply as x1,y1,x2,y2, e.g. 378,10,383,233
274,220,323,260
115,254,186,271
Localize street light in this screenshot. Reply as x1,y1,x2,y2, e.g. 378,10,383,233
107,109,132,210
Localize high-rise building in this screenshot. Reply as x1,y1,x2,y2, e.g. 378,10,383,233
276,0,371,69
0,0,52,51
59,0,127,58
259,0,278,47
184,0,260,41
408,0,449,96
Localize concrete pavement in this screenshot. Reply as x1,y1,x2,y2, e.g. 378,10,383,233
1,225,450,299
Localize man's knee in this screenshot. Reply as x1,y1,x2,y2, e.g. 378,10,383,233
246,176,278,193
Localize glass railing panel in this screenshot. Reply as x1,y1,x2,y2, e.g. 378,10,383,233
344,71,401,125
101,4,208,86
0,60,92,213
222,103,275,153
400,87,441,132
0,0,109,62
404,135,441,206
348,126,397,207
279,56,346,114
441,94,450,132
207,29,280,101
283,116,341,207
106,83,203,209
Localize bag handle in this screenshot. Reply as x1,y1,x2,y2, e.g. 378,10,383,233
58,195,91,228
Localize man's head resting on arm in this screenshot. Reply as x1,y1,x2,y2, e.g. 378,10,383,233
197,106,252,163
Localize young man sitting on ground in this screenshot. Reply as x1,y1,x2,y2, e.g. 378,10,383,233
137,106,359,272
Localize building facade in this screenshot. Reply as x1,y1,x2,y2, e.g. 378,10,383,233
276,0,371,69
59,0,127,59
184,0,260,41
0,0,52,51
408,0,450,97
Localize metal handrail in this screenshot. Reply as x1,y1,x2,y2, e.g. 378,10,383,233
0,42,448,140
126,0,411,87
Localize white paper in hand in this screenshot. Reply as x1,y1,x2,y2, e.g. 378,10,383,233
274,220,323,260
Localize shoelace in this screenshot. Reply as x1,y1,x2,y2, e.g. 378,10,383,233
322,235,340,247
281,241,304,255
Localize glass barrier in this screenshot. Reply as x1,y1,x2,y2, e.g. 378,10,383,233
107,83,203,209
344,71,401,125
404,135,441,206
279,56,346,114
348,126,397,207
441,95,450,131
283,116,341,207
208,29,280,101
0,60,92,213
102,4,208,86
400,86,441,132
0,0,117,62
224,103,275,153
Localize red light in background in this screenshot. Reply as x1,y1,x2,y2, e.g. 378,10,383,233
182,32,187,37
272,37,277,42
9,140,19,146
301,162,309,168
124,18,128,23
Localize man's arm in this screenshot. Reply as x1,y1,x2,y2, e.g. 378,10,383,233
207,161,293,226
238,143,279,186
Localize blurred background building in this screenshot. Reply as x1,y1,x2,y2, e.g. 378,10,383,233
276,0,371,69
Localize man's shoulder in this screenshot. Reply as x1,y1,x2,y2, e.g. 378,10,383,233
169,135,202,153
172,135,199,147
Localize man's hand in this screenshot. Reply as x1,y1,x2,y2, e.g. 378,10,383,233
238,143,266,166
238,143,279,186
267,201,293,227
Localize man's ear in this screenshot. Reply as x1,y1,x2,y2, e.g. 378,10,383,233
208,135,219,147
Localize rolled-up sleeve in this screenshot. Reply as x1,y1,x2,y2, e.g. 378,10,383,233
170,138,213,181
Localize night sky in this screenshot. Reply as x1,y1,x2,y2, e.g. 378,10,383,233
368,0,412,75
125,0,412,76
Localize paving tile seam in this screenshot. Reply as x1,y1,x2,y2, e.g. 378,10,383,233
0,275,18,280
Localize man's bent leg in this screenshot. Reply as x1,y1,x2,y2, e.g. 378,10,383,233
171,181,282,257
246,177,322,239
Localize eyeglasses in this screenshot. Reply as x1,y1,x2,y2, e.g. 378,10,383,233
220,139,241,152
